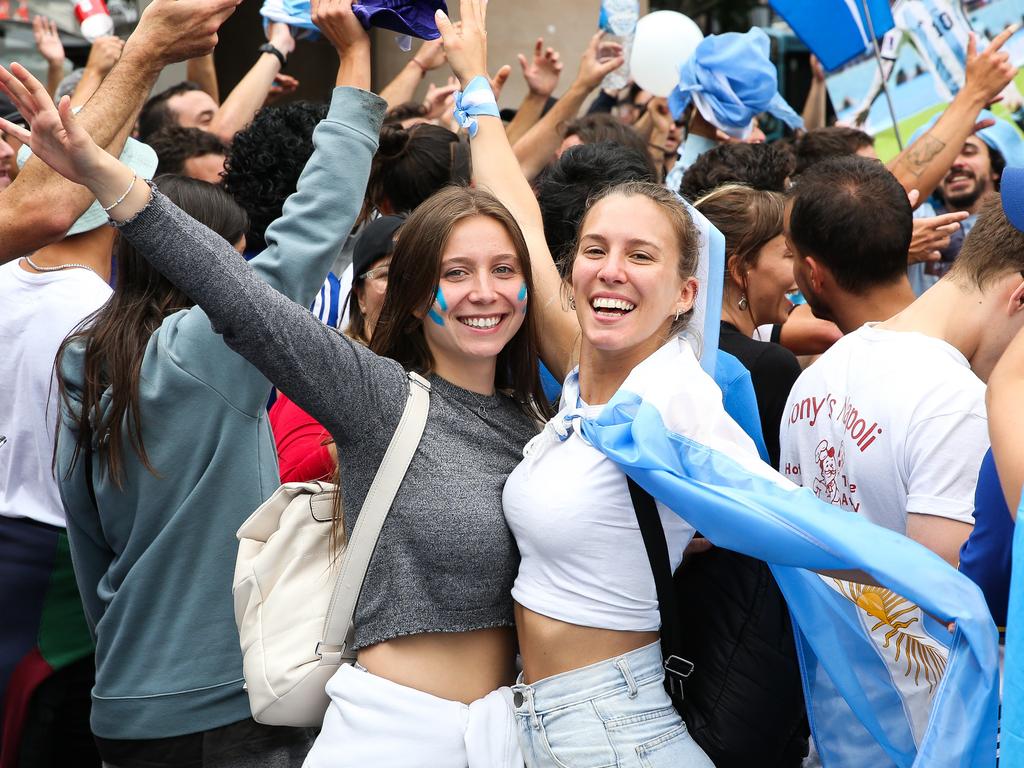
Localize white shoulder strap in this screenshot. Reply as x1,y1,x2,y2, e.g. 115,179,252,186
318,370,431,660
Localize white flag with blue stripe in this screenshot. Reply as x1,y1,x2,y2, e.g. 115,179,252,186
573,337,999,766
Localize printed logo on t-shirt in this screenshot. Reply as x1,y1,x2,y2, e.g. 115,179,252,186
783,393,883,515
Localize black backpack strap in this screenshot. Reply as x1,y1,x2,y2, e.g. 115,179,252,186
626,477,693,702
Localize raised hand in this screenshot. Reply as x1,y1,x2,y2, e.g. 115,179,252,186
963,27,1018,107
423,77,459,120
266,22,296,58
413,37,447,72
32,16,64,66
84,35,125,78
126,0,241,67
0,63,106,186
518,37,562,98
312,0,367,52
575,31,623,91
435,0,489,87
907,208,969,264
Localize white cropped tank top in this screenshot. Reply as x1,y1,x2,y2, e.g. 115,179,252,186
503,398,695,632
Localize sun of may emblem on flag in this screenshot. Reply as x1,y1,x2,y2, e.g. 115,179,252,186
832,579,948,691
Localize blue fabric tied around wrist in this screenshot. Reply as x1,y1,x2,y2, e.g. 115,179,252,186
668,27,803,139
453,76,500,138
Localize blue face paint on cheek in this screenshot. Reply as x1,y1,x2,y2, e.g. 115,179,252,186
518,282,528,315
428,286,447,326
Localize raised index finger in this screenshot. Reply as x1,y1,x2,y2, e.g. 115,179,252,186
984,24,1018,56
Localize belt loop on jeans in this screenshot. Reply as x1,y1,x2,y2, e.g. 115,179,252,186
513,685,541,729
615,657,639,699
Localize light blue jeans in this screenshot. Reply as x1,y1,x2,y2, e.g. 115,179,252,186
511,641,715,768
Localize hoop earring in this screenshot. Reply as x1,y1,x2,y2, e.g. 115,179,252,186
568,294,577,310
674,307,683,321
737,295,749,311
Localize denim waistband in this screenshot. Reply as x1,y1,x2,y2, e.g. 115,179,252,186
512,640,664,713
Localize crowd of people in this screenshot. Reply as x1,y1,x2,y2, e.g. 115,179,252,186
1,0,1023,766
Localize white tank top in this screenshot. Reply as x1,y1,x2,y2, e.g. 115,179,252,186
503,402,695,631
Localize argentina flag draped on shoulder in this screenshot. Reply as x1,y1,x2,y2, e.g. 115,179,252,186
570,336,999,767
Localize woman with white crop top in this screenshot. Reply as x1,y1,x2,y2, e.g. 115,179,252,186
417,9,715,764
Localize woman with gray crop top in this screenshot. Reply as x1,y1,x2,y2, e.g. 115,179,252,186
0,3,551,766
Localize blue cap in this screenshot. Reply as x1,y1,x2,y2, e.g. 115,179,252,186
1001,167,1024,233
668,27,804,138
908,111,1024,169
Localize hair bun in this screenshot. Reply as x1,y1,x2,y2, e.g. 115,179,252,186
378,125,412,159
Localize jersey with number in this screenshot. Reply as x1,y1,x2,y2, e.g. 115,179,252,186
882,0,976,100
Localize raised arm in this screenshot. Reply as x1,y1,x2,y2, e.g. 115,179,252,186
380,37,446,110
32,16,66,99
207,23,295,144
0,0,239,262
504,37,563,145
437,0,579,379
0,0,390,432
512,31,624,182
187,52,221,103
888,29,1017,207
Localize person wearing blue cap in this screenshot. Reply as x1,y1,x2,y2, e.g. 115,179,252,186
907,109,1024,295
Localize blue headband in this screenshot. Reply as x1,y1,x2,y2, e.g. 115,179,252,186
668,27,803,138
908,110,1024,170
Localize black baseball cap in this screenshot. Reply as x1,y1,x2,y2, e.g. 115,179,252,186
353,215,406,280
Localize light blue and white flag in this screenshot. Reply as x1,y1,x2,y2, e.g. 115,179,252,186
770,0,895,72
1002,498,1024,765
572,337,999,767
680,201,724,378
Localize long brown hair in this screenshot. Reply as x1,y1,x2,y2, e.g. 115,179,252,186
329,185,552,551
54,175,249,486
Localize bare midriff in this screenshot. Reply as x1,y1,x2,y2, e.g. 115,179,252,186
515,603,659,684
357,626,516,704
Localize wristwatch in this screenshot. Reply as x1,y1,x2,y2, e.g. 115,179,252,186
258,42,287,69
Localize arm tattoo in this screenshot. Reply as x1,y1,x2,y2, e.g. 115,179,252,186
900,134,947,178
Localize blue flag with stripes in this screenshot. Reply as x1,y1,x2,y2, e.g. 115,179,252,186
770,0,895,71
571,337,999,766
1002,498,1024,764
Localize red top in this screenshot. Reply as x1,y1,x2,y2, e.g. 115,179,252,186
269,392,335,483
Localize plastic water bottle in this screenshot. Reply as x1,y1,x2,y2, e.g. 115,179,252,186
74,0,114,42
599,0,639,92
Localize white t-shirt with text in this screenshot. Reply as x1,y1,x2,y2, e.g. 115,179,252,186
779,324,986,534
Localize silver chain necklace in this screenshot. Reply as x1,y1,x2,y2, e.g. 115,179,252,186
23,254,101,279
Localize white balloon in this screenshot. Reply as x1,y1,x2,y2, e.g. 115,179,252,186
629,11,704,97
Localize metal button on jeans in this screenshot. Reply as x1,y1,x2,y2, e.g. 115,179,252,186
513,690,524,707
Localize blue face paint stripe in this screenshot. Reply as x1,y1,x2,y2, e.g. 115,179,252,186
434,287,448,311
428,308,445,326
518,283,528,302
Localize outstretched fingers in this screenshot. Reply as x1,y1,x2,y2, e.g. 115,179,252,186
985,24,1018,56
0,115,30,145
0,64,39,120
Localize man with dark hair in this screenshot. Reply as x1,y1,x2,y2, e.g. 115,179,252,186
777,158,1024,747
137,22,295,144
780,179,1024,568
785,155,915,333
793,126,876,175
535,141,655,272
907,113,1024,294
679,142,793,202
556,113,653,173
148,126,228,183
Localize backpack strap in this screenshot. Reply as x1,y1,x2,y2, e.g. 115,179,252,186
627,477,693,702
317,371,432,663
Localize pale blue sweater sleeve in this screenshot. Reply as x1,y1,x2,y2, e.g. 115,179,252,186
146,86,386,414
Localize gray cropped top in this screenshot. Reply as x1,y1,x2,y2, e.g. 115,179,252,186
115,188,539,650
